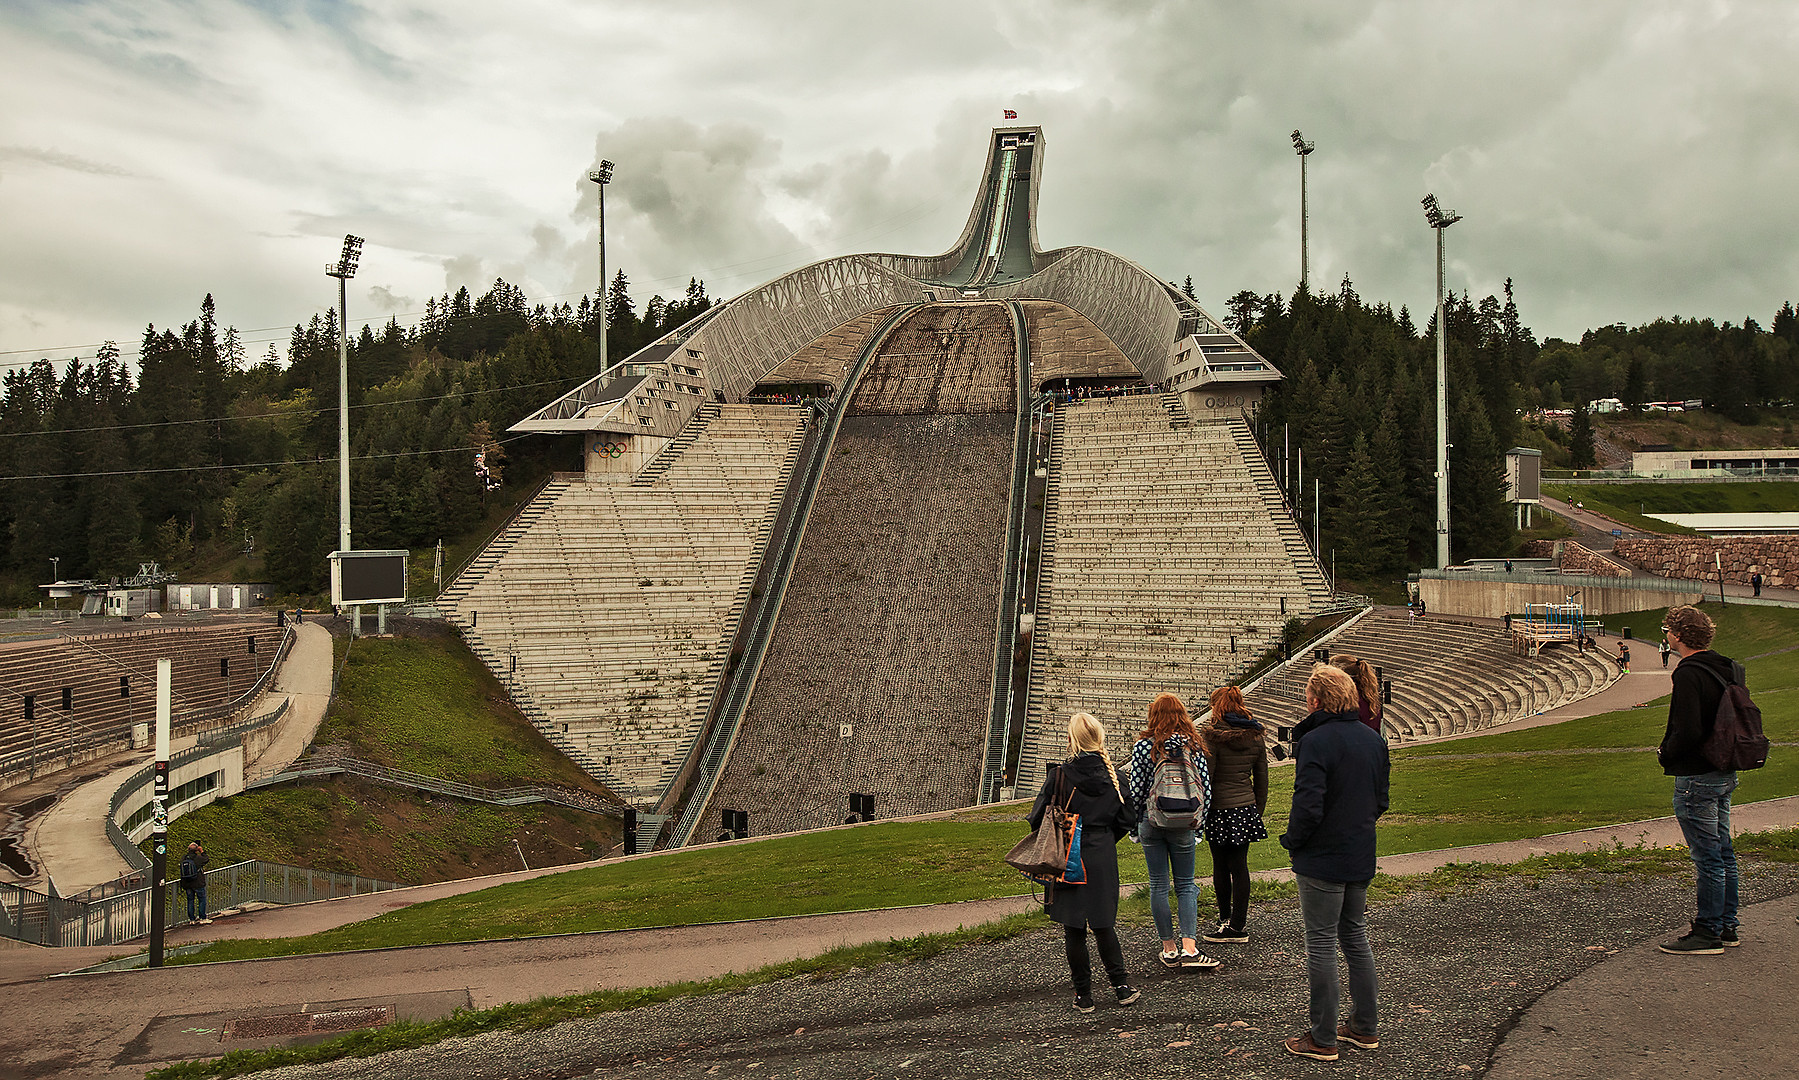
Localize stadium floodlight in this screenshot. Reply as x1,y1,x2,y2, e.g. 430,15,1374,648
1421,194,1463,570
1292,131,1316,290
325,233,364,558
588,161,615,369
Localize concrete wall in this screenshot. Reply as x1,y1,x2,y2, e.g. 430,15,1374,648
1419,576,1705,619
117,742,246,844
1180,384,1265,422
584,431,670,482
1613,536,1799,589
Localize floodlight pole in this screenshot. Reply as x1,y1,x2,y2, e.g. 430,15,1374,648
1292,131,1316,292
325,235,364,555
588,161,614,369
1423,195,1462,570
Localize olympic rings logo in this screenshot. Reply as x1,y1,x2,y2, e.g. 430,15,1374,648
596,441,627,459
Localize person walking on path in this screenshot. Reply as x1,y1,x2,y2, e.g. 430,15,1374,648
1281,665,1390,1062
1127,693,1216,970
1028,712,1141,1012
1656,606,1742,954
1752,571,1763,597
1661,639,1672,669
1199,686,1268,946
179,842,212,925
1616,642,1631,673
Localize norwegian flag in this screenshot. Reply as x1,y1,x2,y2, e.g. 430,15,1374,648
1003,109,1018,119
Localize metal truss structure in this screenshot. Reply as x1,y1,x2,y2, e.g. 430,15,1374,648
513,123,1277,441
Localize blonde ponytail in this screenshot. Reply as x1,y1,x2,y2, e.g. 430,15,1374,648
1067,712,1124,800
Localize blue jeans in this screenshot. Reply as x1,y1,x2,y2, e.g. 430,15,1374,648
1673,771,1739,935
1296,875,1377,1047
185,884,207,921
1140,823,1199,942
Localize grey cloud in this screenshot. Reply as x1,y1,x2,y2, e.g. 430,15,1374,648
0,146,135,177
366,285,413,311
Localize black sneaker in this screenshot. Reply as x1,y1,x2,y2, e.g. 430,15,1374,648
1073,993,1095,1013
1659,928,1725,955
1720,927,1740,947
1114,985,1141,1006
1203,926,1249,944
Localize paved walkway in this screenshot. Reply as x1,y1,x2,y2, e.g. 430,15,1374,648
21,620,335,895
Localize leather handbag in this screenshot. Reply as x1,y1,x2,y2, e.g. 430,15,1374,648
1006,773,1077,882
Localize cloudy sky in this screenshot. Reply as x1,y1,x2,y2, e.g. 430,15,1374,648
3,0,1796,375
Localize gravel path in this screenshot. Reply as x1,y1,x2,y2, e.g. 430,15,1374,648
248,859,1799,1080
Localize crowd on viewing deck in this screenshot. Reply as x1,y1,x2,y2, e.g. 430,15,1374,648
1019,605,1759,1061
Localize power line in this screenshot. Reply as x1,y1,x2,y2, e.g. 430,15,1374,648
0,433,535,483
0,374,588,440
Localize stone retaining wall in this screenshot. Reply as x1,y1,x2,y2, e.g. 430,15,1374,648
1519,540,1632,578
1612,536,1797,588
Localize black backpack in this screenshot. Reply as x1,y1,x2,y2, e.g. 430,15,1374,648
1701,662,1769,772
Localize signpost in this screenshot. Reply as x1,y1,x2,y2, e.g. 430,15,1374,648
147,658,171,967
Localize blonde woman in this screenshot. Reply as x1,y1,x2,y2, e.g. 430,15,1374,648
1026,712,1141,1012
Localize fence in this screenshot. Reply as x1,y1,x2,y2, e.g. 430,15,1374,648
0,859,403,948
248,754,623,816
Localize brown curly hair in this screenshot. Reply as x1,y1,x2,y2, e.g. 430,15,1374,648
1139,691,1200,747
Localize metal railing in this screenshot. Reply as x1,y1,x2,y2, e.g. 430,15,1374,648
248,754,624,816
978,301,1034,802
1,859,404,948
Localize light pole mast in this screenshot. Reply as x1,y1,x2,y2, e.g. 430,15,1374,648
588,161,614,368
1291,131,1315,292
1422,194,1462,570
325,234,364,554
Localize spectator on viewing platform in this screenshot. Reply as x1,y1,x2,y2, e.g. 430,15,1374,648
1281,665,1389,1062
1330,654,1384,734
1027,712,1140,1012
1200,686,1269,947
179,842,211,925
1657,606,1742,955
1127,693,1215,970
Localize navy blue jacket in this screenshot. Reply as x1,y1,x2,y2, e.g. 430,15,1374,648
1280,708,1390,883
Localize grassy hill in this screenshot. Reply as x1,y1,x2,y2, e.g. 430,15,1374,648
160,619,621,882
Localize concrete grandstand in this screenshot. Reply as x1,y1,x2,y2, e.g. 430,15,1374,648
447,126,1588,847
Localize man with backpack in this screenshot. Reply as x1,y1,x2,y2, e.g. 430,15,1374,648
179,841,212,925
1657,605,1758,954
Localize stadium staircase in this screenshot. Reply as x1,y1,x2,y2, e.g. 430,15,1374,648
1018,393,1338,778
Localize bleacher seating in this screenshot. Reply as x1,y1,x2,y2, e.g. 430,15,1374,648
440,404,807,804
1019,393,1335,779
0,622,285,783
705,304,1016,835
1243,611,1622,741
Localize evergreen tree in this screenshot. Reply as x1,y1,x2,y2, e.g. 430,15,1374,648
1569,401,1596,468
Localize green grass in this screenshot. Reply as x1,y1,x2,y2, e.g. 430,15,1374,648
317,633,602,790
1544,481,1799,537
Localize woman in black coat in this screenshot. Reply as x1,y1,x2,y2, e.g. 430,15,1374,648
1027,712,1141,1012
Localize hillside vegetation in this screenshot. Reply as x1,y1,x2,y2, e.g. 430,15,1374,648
160,620,620,882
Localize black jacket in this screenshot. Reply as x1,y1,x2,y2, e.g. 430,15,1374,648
1027,753,1136,930
1280,708,1390,883
1660,650,1740,776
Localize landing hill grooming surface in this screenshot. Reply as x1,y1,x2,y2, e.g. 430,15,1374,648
708,304,1016,835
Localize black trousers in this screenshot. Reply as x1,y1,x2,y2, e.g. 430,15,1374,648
1064,925,1128,994
1210,840,1252,930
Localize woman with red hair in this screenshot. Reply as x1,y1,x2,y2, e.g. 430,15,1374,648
1200,685,1269,944
1127,692,1218,970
